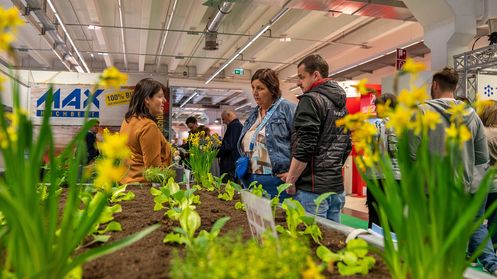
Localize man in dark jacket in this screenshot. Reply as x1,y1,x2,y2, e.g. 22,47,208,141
85,120,100,164
281,54,352,223
217,109,243,182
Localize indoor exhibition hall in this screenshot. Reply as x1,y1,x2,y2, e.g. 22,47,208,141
1,0,497,278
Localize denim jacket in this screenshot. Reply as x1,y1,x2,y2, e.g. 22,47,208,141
237,98,296,175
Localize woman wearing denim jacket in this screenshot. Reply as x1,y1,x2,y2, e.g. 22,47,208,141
237,68,296,201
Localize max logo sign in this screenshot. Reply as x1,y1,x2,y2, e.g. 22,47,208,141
36,88,103,118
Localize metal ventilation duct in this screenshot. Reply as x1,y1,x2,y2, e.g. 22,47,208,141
204,1,235,50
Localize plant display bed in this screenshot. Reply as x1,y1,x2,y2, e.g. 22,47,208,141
83,186,391,278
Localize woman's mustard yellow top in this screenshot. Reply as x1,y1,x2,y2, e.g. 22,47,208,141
119,116,172,184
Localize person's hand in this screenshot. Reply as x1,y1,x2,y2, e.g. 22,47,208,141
276,172,288,182
286,184,296,195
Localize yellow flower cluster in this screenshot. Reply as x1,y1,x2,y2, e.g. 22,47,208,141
94,129,130,192
301,257,325,279
474,96,493,116
401,58,426,75
444,101,472,146
0,7,24,52
98,66,128,89
0,109,27,149
187,131,221,150
336,64,441,171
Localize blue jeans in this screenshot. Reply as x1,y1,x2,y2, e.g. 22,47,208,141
242,174,290,202
468,195,497,273
294,190,346,223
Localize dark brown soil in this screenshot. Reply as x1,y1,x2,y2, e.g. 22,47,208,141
83,186,390,278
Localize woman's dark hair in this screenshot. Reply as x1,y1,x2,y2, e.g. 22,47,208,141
125,78,165,122
251,68,281,100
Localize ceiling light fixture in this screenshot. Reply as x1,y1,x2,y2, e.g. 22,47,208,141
235,103,252,111
74,65,84,73
87,25,101,30
47,0,90,73
205,6,289,84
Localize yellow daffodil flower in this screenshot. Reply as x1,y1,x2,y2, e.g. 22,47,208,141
402,58,426,74
97,132,130,160
0,7,23,52
397,89,417,108
447,101,469,124
412,110,442,135
446,123,471,146
411,85,429,104
459,125,471,143
98,66,128,89
352,79,369,95
474,96,493,115
387,107,414,136
0,7,24,29
301,257,325,279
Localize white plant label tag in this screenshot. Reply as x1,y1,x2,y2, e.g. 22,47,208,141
241,190,277,240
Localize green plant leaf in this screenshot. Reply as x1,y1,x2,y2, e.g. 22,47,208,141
346,238,368,258
97,221,122,234
163,233,186,244
210,217,230,236
92,234,111,243
342,251,358,266
337,262,363,276
66,224,160,274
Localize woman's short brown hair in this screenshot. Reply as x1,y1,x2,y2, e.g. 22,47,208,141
478,100,497,128
251,68,281,100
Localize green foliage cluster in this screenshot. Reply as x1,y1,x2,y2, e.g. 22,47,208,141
170,233,311,279
143,166,176,185
317,239,376,276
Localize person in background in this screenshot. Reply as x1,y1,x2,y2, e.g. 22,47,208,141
179,116,199,164
366,93,401,229
217,109,243,182
120,78,172,184
283,54,352,223
478,100,497,245
408,67,497,275
186,116,199,135
85,120,100,164
238,68,296,200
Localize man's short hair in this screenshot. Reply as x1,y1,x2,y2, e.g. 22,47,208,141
433,67,459,92
221,109,236,118
185,116,197,125
298,54,329,78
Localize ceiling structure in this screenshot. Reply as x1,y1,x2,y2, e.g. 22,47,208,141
2,0,431,115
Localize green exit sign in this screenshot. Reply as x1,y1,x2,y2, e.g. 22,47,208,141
233,68,244,75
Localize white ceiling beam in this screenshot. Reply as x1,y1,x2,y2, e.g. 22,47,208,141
87,0,113,67
192,93,205,104
228,96,246,106
138,0,153,72
211,95,229,105
167,0,202,72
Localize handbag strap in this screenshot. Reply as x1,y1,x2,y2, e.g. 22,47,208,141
248,98,283,152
